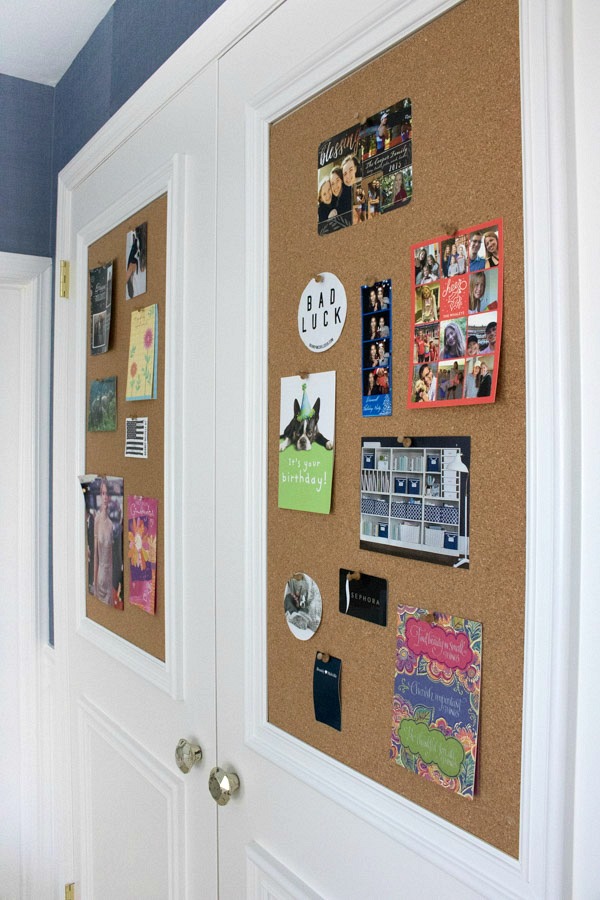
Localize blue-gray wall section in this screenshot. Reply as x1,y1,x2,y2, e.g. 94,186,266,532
1,0,225,257
0,75,54,257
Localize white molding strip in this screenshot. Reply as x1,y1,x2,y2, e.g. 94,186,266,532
68,157,186,698
242,0,574,897
78,696,185,899
8,257,55,897
58,0,285,193
246,842,324,900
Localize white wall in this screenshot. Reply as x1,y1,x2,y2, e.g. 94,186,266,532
0,285,25,898
573,0,600,895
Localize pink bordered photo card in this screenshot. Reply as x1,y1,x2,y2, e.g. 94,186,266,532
407,218,503,409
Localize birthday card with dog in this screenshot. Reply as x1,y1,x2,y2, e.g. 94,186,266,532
278,371,336,514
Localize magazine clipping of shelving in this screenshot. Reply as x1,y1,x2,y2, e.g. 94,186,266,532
360,436,471,568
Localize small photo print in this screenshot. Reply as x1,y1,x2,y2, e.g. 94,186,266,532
414,242,441,284
89,262,113,356
439,318,467,360
467,312,498,357
413,324,439,364
92,312,106,351
411,363,437,403
436,360,465,401
467,268,499,314
125,222,147,300
463,355,494,399
284,572,322,640
88,376,117,432
317,97,412,235
415,284,439,324
467,229,487,272
79,475,124,609
362,279,392,417
440,235,468,278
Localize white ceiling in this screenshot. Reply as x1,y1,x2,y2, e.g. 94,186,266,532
0,0,116,86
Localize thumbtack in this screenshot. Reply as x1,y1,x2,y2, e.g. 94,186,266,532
401,437,413,448
317,651,330,663
347,571,361,582
314,273,324,283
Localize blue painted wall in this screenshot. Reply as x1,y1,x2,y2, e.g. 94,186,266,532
0,75,54,257
1,0,225,257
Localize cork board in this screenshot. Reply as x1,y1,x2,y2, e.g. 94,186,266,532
85,194,167,661
268,0,524,857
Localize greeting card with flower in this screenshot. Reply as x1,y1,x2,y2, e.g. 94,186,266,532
127,496,158,614
126,304,158,401
390,605,482,799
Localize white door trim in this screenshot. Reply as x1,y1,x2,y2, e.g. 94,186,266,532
0,252,55,897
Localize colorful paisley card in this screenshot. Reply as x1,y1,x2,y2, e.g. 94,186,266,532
390,605,481,798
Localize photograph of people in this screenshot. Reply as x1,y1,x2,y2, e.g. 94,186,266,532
329,165,352,223
377,315,389,338
414,246,427,282
467,334,480,356
375,366,389,393
483,320,497,354
468,269,498,313
93,478,114,605
393,171,408,204
364,286,380,312
464,360,481,399
377,341,389,367
367,179,380,218
416,285,438,324
364,370,380,396
414,362,437,401
468,231,486,271
376,283,390,308
317,175,333,223
445,361,463,400
477,360,493,397
365,342,379,368
440,319,467,360
125,223,147,300
483,229,500,268
366,315,378,339
441,243,452,277
376,111,389,151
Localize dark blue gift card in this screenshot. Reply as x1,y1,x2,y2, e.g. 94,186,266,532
339,569,387,626
313,653,342,731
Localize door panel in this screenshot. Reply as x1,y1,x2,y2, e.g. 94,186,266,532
54,67,220,898
214,2,480,898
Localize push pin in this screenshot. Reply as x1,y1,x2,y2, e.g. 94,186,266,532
316,651,330,663
401,437,413,448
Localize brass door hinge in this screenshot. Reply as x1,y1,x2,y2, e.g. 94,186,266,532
65,883,75,900
59,260,70,299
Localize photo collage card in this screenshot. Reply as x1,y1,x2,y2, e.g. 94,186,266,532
361,279,392,416
407,219,503,407
317,98,412,236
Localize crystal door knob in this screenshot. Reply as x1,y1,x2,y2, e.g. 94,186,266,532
175,739,202,774
208,766,240,805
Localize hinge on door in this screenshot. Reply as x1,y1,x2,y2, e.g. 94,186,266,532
65,883,75,900
59,260,70,299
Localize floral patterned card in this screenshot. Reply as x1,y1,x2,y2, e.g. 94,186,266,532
390,605,481,798
126,304,158,401
127,496,157,614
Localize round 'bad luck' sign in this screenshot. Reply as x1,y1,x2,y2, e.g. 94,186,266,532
298,272,347,352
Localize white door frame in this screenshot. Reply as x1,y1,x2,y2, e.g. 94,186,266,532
0,252,55,897
52,0,582,896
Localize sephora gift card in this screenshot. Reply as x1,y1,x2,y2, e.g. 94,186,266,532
339,569,387,626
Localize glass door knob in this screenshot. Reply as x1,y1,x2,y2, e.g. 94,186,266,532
175,738,202,774
208,766,240,805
